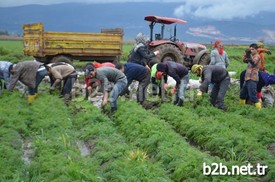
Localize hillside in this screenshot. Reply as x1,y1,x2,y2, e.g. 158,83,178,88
0,2,275,44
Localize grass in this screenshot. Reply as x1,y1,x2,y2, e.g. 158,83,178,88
0,40,33,63
0,40,24,53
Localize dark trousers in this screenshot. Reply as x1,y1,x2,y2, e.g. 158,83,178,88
210,76,230,109
240,80,259,103
240,70,264,92
137,70,151,103
151,77,162,96
61,74,77,95
28,69,48,95
0,79,2,94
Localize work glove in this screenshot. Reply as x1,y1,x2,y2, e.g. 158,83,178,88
267,50,272,55
245,49,251,58
256,92,262,99
154,50,160,56
197,90,203,96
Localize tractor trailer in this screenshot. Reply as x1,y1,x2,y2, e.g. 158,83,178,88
23,22,123,64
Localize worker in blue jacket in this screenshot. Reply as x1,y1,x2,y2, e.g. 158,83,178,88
241,70,275,100
116,62,150,105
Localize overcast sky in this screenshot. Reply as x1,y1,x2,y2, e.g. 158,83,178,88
1,0,275,20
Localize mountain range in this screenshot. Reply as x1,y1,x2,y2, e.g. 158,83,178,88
0,2,275,45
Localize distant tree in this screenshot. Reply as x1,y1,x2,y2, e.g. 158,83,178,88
0,30,9,35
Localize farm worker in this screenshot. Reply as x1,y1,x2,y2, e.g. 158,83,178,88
84,62,115,92
8,60,48,104
191,64,230,111
257,71,275,90
86,66,127,112
128,32,160,67
240,42,271,99
148,60,168,96
93,62,115,69
0,61,13,95
239,43,262,109
240,70,275,103
210,40,230,69
45,62,77,105
256,71,275,106
157,61,189,106
257,41,271,72
240,42,271,89
116,62,150,105
209,40,230,93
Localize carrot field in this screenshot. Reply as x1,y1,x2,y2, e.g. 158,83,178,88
0,40,275,181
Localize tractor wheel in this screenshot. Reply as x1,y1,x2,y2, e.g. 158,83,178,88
153,44,184,63
198,53,210,65
51,55,73,65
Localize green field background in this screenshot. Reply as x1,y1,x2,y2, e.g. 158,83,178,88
1,40,275,77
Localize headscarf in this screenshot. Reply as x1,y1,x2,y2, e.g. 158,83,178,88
191,64,203,74
135,32,147,45
257,42,264,48
214,40,224,56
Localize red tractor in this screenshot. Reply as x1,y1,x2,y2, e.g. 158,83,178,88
145,15,210,67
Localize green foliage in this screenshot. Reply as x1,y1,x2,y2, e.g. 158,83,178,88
0,40,32,62
0,40,24,53
157,102,274,181
113,100,253,181
0,46,10,55
0,128,24,180
121,43,133,62
71,100,171,181
1,43,275,181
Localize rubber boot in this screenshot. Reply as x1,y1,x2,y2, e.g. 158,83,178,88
177,99,184,107
173,97,179,105
85,88,89,100
239,99,246,105
34,93,39,99
64,94,71,106
255,102,262,110
27,95,36,104
111,107,117,113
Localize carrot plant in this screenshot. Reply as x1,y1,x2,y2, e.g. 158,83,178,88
71,100,172,181
113,100,255,181
1,40,275,181
157,103,274,181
